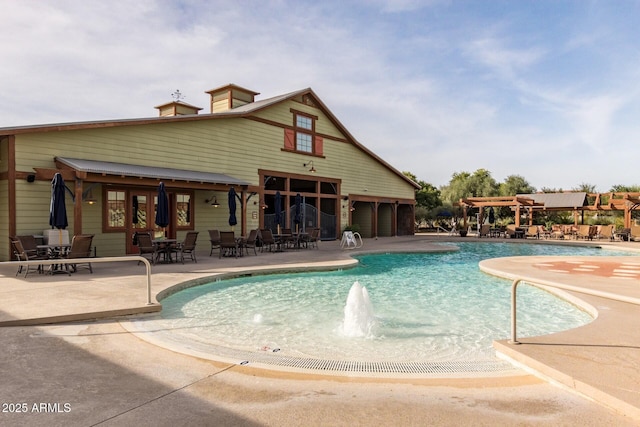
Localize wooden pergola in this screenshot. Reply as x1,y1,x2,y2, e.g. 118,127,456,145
456,196,543,228
456,192,640,228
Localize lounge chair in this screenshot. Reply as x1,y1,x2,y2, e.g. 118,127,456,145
175,231,198,263
596,225,614,241
208,229,221,256
219,231,239,258
630,226,640,242
10,237,48,276
65,234,95,273
479,224,491,238
576,225,596,240
614,228,631,241
136,232,159,265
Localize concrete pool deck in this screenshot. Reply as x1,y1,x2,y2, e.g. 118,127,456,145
1,235,639,426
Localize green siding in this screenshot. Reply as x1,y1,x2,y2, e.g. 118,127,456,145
4,97,415,260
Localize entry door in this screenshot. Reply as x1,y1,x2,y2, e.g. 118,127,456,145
126,191,167,254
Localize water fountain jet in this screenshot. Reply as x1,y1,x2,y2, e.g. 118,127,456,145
341,281,375,337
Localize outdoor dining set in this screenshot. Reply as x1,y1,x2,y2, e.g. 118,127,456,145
208,227,320,259
9,232,95,277
132,227,320,265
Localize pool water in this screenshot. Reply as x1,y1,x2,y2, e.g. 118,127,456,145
153,243,630,364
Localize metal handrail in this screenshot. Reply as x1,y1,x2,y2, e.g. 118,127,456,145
6,256,153,305
509,276,640,345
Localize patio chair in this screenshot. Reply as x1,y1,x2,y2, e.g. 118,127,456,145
219,231,239,258
630,225,640,242
16,235,47,257
525,226,539,239
258,229,275,252
281,228,296,249
549,225,564,239
478,224,491,238
302,228,320,249
175,231,198,264
208,229,221,256
242,229,259,256
65,234,95,273
136,232,159,265
614,228,631,241
10,237,48,277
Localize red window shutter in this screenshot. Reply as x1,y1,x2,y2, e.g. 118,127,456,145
314,136,323,155
284,129,295,150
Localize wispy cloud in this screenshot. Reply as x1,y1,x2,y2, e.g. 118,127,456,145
2,0,640,192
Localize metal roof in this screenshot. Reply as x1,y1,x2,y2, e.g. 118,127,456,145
517,192,587,209
56,157,250,186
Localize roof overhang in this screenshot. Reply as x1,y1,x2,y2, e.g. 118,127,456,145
52,157,250,189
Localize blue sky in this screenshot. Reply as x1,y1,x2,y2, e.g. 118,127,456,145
2,0,639,192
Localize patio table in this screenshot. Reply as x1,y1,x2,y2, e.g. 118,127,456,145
152,239,177,263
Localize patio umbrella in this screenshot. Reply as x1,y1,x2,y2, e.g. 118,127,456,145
155,182,169,233
49,173,68,239
228,187,237,227
274,191,282,233
294,193,301,232
132,196,139,224
488,207,495,225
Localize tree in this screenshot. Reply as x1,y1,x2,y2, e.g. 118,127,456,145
610,184,640,192
403,171,442,211
573,183,597,193
440,169,499,205
540,187,564,193
499,175,535,196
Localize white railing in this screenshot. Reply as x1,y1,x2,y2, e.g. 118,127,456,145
509,277,640,344
6,256,153,305
435,226,458,235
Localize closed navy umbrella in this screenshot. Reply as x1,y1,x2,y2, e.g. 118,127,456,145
155,182,169,230
488,207,495,225
49,173,68,230
294,193,301,232
228,187,237,227
274,191,282,232
132,196,139,224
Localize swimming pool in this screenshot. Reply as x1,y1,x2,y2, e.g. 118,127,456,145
132,243,631,375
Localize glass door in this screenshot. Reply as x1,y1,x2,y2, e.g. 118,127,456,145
126,191,168,254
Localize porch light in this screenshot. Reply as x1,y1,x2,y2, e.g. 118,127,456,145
82,184,98,204
205,195,220,207
84,190,97,205
303,161,316,173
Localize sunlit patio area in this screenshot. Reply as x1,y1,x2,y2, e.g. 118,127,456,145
1,235,639,425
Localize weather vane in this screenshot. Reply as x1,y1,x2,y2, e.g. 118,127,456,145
171,89,185,102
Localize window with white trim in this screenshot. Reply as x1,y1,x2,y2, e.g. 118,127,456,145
295,113,314,153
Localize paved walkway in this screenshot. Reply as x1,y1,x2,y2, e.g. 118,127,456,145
1,235,639,426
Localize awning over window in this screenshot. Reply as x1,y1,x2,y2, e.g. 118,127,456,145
55,157,250,187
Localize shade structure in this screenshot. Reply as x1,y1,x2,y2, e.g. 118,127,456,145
488,207,495,225
49,173,68,230
294,193,301,231
228,187,237,227
274,191,282,230
155,182,169,228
